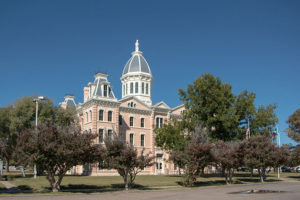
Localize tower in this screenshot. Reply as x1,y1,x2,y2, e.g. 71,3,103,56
120,40,153,106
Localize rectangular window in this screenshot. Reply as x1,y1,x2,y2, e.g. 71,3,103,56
135,82,138,93
103,85,107,97
130,133,134,145
108,111,112,122
99,129,104,143
99,110,104,121
119,115,122,125
126,84,128,95
86,112,88,123
146,83,149,94
130,116,134,126
142,82,144,94
89,111,92,122
141,134,145,147
130,83,133,94
156,117,163,128
107,130,112,139
141,118,145,128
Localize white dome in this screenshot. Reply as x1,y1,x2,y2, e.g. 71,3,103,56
122,40,152,76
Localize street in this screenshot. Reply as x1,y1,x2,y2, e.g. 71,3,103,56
1,180,299,200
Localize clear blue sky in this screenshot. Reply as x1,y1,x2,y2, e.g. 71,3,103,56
0,0,299,145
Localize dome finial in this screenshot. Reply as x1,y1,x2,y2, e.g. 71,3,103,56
135,40,139,52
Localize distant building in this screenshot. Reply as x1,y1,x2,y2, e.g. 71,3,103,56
62,41,184,175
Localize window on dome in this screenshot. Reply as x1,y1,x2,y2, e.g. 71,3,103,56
99,110,104,121
146,83,149,94
103,85,107,97
142,82,145,94
108,111,112,122
130,83,133,94
109,87,111,96
130,116,134,126
135,82,138,93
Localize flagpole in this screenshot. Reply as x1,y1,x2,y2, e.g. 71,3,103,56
277,126,280,179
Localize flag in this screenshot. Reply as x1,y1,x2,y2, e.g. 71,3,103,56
246,127,250,140
271,130,277,140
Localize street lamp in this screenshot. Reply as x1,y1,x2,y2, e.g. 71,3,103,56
33,96,45,179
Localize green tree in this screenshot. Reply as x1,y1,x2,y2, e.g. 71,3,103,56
250,104,278,137
179,73,255,141
0,106,13,171
155,119,186,152
286,109,300,143
15,123,102,192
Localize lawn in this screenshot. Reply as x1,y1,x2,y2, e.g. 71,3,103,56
3,171,300,192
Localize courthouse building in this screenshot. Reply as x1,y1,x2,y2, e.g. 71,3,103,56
61,41,185,175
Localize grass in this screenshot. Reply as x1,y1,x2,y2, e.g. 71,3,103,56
1,171,299,192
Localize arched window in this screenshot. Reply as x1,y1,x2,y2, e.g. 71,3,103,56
103,85,107,97
141,118,145,128
89,110,92,122
99,110,104,121
146,83,149,94
130,82,133,94
108,111,113,122
130,116,134,126
99,129,104,143
142,82,145,94
135,82,138,93
86,112,88,123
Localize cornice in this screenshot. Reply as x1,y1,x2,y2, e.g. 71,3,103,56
81,99,121,109
119,106,152,115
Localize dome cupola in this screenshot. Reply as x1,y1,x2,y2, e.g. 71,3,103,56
120,40,153,106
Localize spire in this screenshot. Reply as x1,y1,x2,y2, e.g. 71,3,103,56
135,40,139,52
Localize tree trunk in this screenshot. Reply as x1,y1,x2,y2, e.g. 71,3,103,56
258,168,264,182
123,175,129,190
229,169,233,184
201,167,205,177
5,158,9,172
250,168,253,177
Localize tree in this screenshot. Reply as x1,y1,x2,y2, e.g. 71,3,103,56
176,126,214,186
286,109,300,143
15,123,103,192
290,145,300,167
243,136,289,182
0,106,13,172
179,73,254,141
104,136,155,190
155,119,186,152
213,141,244,184
250,104,278,137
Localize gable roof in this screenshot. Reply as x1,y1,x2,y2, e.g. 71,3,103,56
118,96,151,109
153,101,170,109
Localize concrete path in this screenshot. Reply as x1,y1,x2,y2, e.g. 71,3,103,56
0,180,299,200
0,181,19,192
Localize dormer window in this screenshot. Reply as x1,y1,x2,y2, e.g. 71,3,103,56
103,85,107,97
128,102,136,108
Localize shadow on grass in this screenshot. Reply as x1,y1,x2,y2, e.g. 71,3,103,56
176,180,227,187
287,176,300,180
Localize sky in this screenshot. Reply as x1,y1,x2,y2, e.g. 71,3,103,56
0,0,299,145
